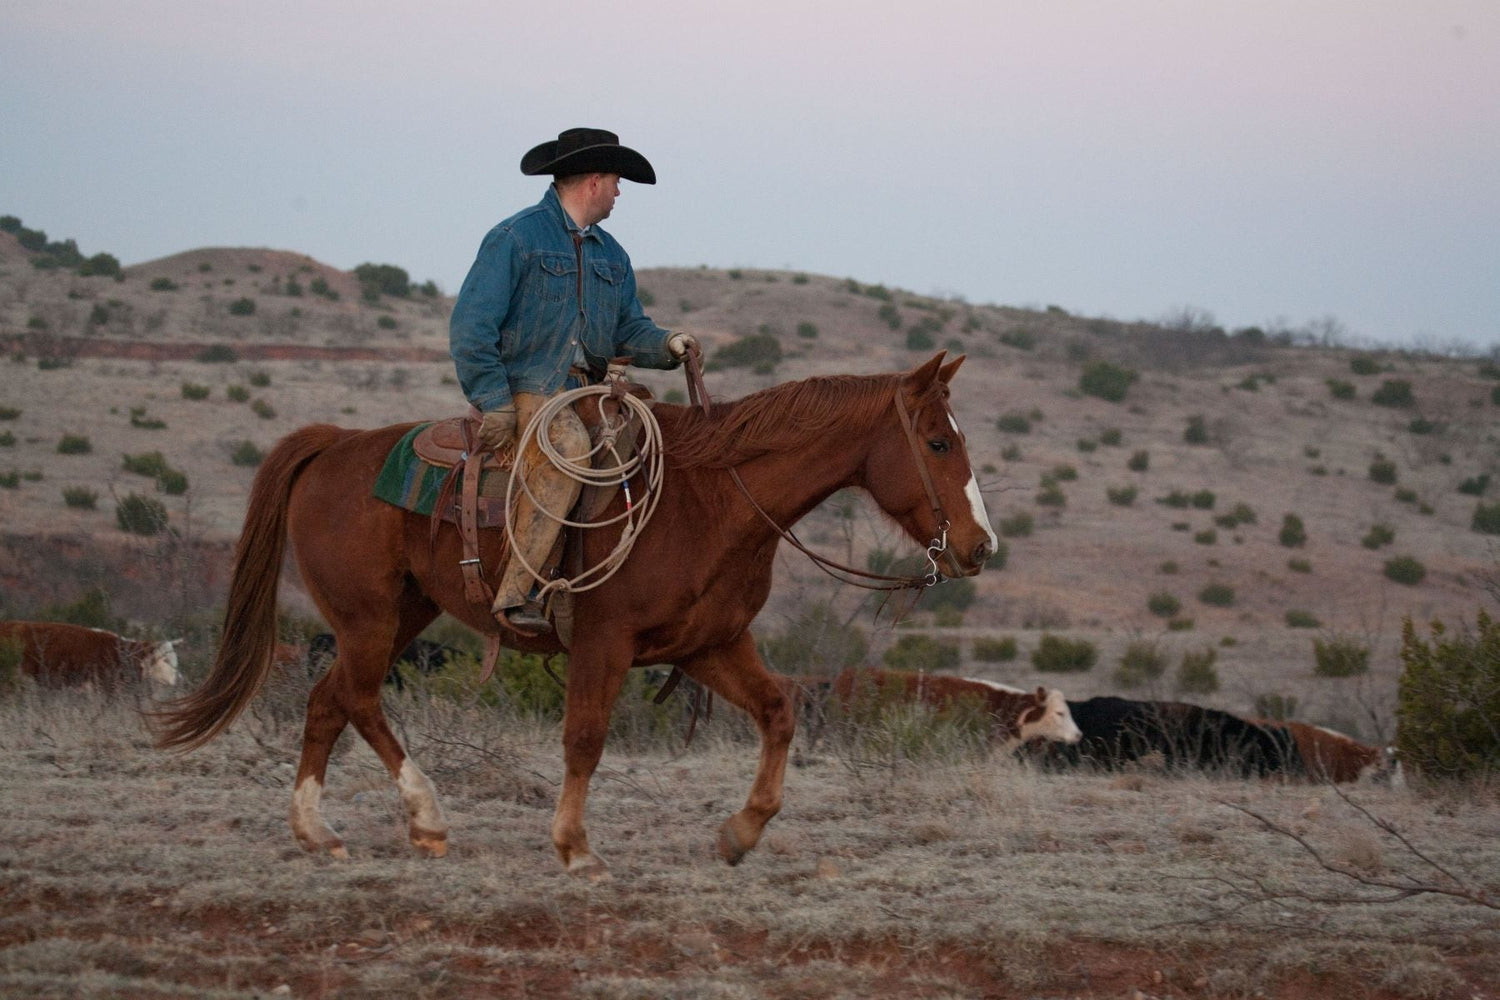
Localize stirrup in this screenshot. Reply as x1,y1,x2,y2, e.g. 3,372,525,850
502,599,553,635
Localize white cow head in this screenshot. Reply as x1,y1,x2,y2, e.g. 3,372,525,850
1018,688,1082,745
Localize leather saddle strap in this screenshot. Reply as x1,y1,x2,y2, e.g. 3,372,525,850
457,421,495,608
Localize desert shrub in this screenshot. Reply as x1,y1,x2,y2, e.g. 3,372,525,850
180,382,210,400
1279,513,1307,547
1190,489,1216,510
1035,483,1066,507
1127,449,1149,472
918,575,976,615
1349,354,1382,375
998,328,1036,350
248,370,271,388
0,432,14,447
1114,640,1167,689
710,333,782,374
876,303,901,329
129,407,165,429
88,303,109,326
354,262,411,298
121,451,169,477
61,485,98,509
226,384,250,403
758,601,868,675
1157,490,1191,509
251,399,276,420
1285,609,1320,628
377,315,398,330
1370,378,1415,408
1079,360,1137,403
309,277,339,300
1396,613,1500,778
1106,485,1137,506
115,493,168,535
1031,634,1097,673
1147,592,1181,618
196,344,238,363
1361,523,1395,549
1288,558,1312,573
230,440,263,467
149,276,179,291
883,634,960,673
1254,692,1298,720
1313,635,1370,677
1197,583,1235,607
78,252,122,278
906,326,935,351
1394,487,1419,504
972,636,1018,662
1458,474,1490,497
0,470,18,489
1076,438,1097,453
1383,555,1426,586
1408,416,1441,435
997,511,1033,538
995,412,1031,433
1158,560,1178,574
1166,618,1194,632
1175,647,1219,694
1183,414,1210,444
1368,456,1398,485
1098,427,1122,446
56,434,91,455
156,468,189,495
227,297,256,316
1325,378,1355,400
1472,502,1500,536
1193,529,1218,545
796,321,818,339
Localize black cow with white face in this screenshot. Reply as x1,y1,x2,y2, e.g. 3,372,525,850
1030,696,1295,778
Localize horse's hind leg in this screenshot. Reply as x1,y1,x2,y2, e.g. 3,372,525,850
681,631,795,865
290,604,448,858
290,671,353,858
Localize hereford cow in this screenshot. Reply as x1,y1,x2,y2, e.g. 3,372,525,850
1255,719,1403,785
831,667,1082,750
0,620,180,689
1039,696,1292,778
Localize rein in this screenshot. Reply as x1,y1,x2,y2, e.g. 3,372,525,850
682,350,953,592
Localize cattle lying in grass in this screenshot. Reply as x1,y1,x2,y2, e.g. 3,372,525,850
1257,718,1403,785
1038,696,1292,778
0,620,179,689
304,633,465,690
830,667,1082,750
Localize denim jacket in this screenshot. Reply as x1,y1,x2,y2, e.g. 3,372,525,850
449,186,677,413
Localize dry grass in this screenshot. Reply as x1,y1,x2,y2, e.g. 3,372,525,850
1,684,1496,998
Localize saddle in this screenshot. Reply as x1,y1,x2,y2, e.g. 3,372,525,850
424,379,656,636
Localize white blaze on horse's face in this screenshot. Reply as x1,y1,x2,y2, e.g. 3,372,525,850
948,410,999,553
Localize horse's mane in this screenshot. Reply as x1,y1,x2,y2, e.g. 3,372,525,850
658,370,949,470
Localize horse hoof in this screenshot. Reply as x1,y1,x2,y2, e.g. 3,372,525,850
566,853,611,881
717,821,748,866
410,828,448,858
329,844,350,861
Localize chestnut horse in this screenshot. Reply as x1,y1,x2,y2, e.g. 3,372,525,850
153,352,996,875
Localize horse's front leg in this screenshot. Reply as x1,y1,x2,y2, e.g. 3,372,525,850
551,639,631,878
681,631,796,865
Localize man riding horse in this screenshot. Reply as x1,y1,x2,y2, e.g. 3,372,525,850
449,127,697,635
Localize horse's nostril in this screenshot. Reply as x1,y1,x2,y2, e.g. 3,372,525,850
973,541,991,566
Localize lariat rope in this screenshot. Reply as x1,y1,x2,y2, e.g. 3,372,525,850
503,366,665,600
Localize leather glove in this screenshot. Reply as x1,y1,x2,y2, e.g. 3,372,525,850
477,406,517,451
667,332,698,360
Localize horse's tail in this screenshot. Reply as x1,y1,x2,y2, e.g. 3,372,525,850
150,424,347,751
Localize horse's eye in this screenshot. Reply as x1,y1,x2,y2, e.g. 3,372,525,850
928,438,951,454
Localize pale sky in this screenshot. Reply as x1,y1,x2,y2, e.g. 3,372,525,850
3,1,1497,351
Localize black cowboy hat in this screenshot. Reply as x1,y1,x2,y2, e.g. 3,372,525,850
520,127,656,184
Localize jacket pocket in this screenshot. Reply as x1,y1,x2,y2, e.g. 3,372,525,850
531,252,577,303
590,261,622,320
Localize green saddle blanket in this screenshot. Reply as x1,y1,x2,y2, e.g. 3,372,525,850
373,423,507,516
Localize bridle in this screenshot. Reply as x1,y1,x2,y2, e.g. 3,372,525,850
683,348,960,592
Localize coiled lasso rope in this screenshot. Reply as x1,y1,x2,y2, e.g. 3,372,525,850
502,370,665,602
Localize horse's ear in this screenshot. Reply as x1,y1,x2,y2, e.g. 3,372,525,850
938,354,966,384
1034,685,1047,704
906,352,946,390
